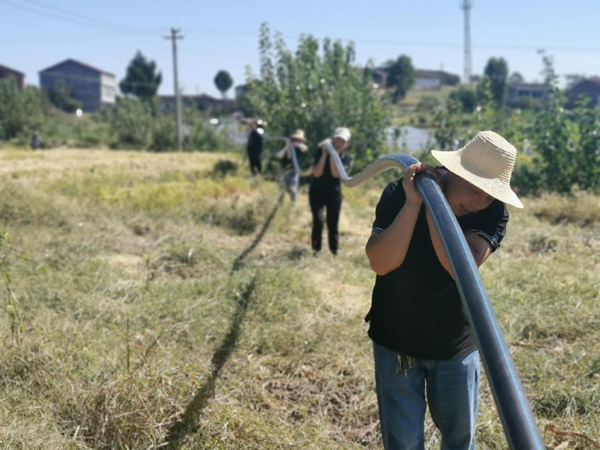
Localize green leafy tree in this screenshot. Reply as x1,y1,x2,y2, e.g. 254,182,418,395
564,73,585,91
433,78,499,150
483,57,509,106
47,79,80,113
107,97,154,149
214,70,234,98
508,72,525,84
120,51,162,101
532,55,575,193
0,78,45,140
571,97,600,190
386,55,416,102
244,23,390,171
449,87,478,113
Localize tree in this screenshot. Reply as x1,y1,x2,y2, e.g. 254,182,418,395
107,97,154,149
483,57,509,106
564,73,585,91
533,55,576,193
244,23,390,171
508,72,525,85
449,87,478,113
214,70,234,98
47,79,80,112
120,51,162,101
0,78,45,140
386,55,415,102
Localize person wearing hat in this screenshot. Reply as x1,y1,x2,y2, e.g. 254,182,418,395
365,131,522,449
309,127,352,255
276,129,309,202
246,119,265,175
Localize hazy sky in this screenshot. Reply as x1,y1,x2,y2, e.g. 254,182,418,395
2,0,600,97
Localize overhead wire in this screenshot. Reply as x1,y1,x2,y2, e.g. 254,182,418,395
0,0,159,37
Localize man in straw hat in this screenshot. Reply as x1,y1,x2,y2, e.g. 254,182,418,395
365,131,522,449
309,127,352,255
276,129,309,202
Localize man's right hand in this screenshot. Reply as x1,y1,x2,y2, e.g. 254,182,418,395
403,163,440,206
403,163,424,206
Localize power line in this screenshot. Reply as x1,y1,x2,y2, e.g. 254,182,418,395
2,10,600,54
0,0,157,37
183,27,600,53
22,0,157,36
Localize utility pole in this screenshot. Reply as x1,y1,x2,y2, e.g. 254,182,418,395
461,0,473,85
165,28,184,151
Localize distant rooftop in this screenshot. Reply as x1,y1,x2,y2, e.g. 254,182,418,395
0,64,24,76
39,58,115,77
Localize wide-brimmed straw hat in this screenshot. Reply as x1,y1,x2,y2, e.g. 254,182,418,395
290,129,306,143
431,131,523,209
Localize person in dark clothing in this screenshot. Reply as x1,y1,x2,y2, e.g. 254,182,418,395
30,131,41,150
309,127,352,255
246,119,265,175
365,131,523,450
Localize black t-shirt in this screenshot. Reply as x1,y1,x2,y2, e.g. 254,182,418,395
309,150,352,195
366,178,509,360
246,128,263,156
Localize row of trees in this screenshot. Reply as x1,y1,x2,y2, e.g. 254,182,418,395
0,50,237,148
433,56,599,193
242,24,390,170
0,77,231,151
35,51,236,114
118,52,235,102
2,24,597,194
243,24,598,193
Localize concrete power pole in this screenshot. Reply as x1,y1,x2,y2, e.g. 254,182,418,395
165,28,184,151
461,0,473,85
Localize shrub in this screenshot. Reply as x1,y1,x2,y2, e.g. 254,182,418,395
0,78,45,140
108,98,154,149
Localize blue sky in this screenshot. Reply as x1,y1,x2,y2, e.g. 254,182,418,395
2,0,600,97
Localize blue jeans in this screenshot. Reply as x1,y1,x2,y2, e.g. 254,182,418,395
373,342,481,450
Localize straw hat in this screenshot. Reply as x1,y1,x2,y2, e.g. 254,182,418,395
290,129,306,143
431,131,523,209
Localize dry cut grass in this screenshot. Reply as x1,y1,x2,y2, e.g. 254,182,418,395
0,147,598,449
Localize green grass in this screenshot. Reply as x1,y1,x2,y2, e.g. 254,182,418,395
0,148,598,449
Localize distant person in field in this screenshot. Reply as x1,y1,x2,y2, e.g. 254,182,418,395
365,131,523,449
246,119,265,175
276,129,308,202
309,127,352,256
30,131,41,150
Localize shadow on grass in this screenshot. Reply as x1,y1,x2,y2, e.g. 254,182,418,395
164,192,284,448
230,192,284,273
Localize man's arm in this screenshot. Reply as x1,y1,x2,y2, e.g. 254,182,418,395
465,232,493,266
366,163,424,276
329,156,340,178
425,211,493,279
313,149,327,177
366,202,421,275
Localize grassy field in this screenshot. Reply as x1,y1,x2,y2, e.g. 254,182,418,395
0,148,598,449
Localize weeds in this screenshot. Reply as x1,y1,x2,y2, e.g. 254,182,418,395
0,148,598,448
0,233,21,345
